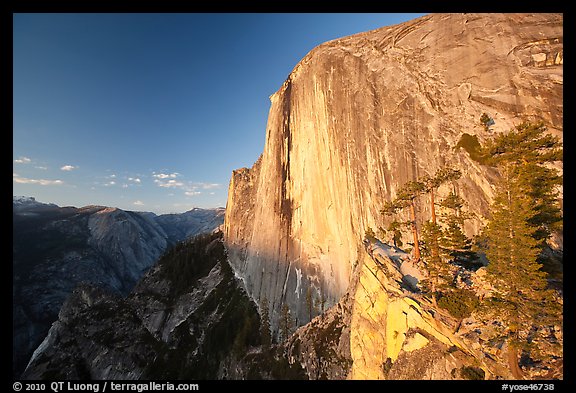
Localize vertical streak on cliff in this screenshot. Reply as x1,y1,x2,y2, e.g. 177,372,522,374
224,13,562,334
280,79,293,307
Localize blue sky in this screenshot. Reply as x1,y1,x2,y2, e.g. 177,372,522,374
13,13,426,214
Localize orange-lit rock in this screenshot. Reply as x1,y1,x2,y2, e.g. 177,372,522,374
224,13,563,333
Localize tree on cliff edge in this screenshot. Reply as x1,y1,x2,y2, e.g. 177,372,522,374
479,121,562,379
482,121,563,247
481,163,560,379
419,167,463,307
381,168,460,263
420,167,462,227
438,192,477,263
382,180,426,261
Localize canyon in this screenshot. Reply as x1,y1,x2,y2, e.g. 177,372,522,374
13,197,224,377
17,13,563,380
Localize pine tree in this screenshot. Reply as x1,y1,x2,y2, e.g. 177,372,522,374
421,167,462,226
419,167,463,306
482,121,562,247
259,297,272,348
382,180,426,261
439,192,477,263
387,220,403,248
481,164,560,378
478,121,562,379
421,220,447,307
279,304,294,342
516,162,563,245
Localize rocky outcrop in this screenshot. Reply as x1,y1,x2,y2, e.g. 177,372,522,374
13,198,224,377
285,294,353,380
284,241,561,380
348,246,485,379
22,232,307,380
224,13,563,332
22,233,262,379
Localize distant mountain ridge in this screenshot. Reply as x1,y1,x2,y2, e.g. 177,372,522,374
13,196,224,377
13,196,58,211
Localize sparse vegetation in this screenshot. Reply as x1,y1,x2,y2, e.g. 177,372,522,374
364,227,377,244
381,167,475,309
451,365,485,380
260,297,272,348
279,304,294,342
157,232,226,299
455,133,488,164
118,232,267,379
437,288,479,319
382,357,393,377
375,119,562,379
477,121,563,378
480,112,493,130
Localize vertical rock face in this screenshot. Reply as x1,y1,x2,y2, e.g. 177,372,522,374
224,13,563,329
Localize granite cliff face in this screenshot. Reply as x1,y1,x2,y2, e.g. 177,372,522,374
224,13,563,331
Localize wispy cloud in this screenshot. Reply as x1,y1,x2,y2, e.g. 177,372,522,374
35,166,48,170
133,200,145,206
197,183,221,190
152,172,179,179
13,173,63,186
154,179,184,188
60,165,77,171
183,182,221,196
103,181,116,187
128,177,141,183
14,157,31,164
153,171,183,189
109,174,117,178
152,171,221,198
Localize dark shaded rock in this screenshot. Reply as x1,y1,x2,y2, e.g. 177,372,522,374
22,233,263,380
13,198,223,377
